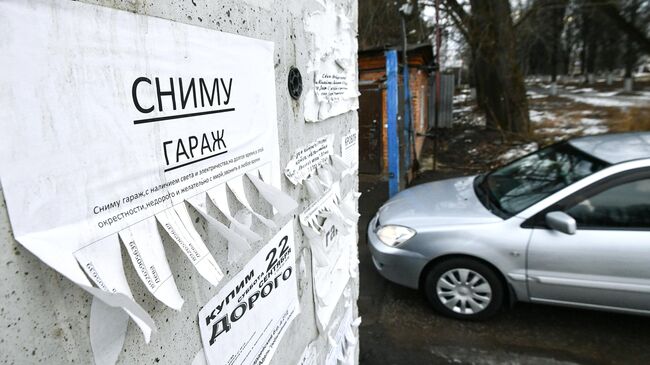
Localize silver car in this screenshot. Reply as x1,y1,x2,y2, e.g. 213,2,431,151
368,132,650,320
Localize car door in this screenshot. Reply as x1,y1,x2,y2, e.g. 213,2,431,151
525,169,650,313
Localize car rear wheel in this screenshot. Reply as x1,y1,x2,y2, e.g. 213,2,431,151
424,258,504,320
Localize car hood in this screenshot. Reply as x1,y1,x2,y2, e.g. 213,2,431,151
377,176,502,229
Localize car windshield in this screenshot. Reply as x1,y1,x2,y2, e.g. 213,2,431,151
476,142,609,218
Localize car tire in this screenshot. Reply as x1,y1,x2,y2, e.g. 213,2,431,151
424,258,504,320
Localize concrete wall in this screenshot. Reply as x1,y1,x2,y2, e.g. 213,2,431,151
0,0,359,364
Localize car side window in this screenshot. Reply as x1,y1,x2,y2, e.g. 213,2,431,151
565,178,650,229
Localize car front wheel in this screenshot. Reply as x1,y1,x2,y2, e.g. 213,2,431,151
424,258,504,320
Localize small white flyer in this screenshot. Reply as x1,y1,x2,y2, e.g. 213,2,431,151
284,135,334,185
341,129,359,169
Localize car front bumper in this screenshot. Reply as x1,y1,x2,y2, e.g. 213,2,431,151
367,215,430,289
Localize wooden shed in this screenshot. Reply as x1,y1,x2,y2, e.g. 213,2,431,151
358,44,435,178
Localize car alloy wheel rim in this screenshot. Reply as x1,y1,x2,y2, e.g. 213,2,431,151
436,268,492,315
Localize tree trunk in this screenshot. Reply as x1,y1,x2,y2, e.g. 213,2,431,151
549,1,568,95
468,0,530,135
580,12,588,81
623,0,639,91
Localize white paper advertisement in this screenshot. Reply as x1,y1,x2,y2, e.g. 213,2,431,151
284,135,334,185
341,129,359,170
198,222,299,365
304,0,359,122
0,0,280,313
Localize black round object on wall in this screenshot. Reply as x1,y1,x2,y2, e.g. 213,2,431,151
288,67,303,100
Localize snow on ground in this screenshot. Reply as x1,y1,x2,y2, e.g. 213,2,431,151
462,114,485,127
496,112,609,162
529,83,650,107
498,142,539,162
533,111,609,140
570,87,596,93
582,125,609,135
527,90,548,99
453,105,474,114
526,95,611,142
454,89,474,104
529,110,557,123
579,118,609,135
536,126,582,135
562,94,640,108
579,118,603,126
593,91,620,97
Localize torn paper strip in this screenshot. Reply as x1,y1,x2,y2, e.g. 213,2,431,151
90,297,129,365
284,135,334,185
227,176,277,229
83,286,157,340
75,235,128,294
299,182,340,231
311,233,351,329
205,185,261,243
229,209,256,263
185,195,251,264
297,341,319,365
303,227,330,268
245,171,298,216
317,165,335,187
339,191,360,225
119,217,184,310
304,176,326,200
325,307,354,365
330,155,350,182
299,183,352,329
156,203,224,286
342,316,361,365
74,234,154,342
343,287,352,308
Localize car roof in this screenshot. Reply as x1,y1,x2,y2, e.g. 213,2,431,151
568,132,650,164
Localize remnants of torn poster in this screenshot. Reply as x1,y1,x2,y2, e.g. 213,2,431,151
325,307,361,365
284,135,335,185
304,0,359,122
0,0,282,353
155,203,224,286
198,221,299,365
185,169,297,264
297,341,319,365
90,297,130,365
299,182,356,330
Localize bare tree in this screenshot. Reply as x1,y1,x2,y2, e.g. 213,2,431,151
624,0,640,91
445,0,531,135
358,0,431,50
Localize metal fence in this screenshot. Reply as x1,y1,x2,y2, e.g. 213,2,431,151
429,73,454,129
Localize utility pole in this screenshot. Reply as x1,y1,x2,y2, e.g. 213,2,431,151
399,2,414,176
433,0,441,171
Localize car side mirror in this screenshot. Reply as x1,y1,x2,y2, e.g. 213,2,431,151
545,211,577,235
